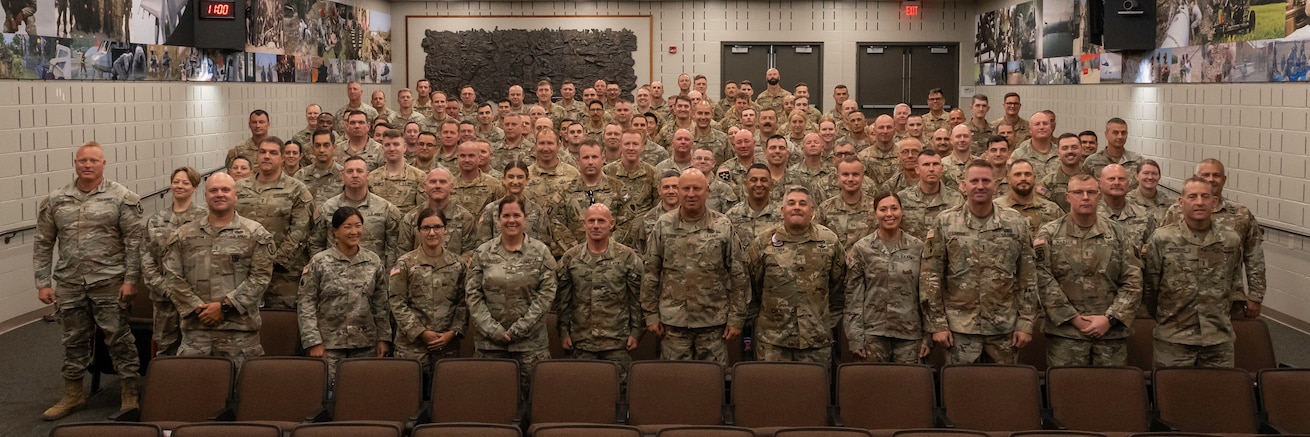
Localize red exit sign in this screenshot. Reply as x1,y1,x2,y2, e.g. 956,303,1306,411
904,0,922,17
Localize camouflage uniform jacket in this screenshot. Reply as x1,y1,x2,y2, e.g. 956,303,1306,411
162,214,274,332
941,154,976,186
967,121,995,157
491,141,535,171
619,204,676,255
642,210,750,329
754,88,792,114
298,246,393,349
1082,149,1143,188
525,162,580,207
1038,168,1077,212
226,138,260,168
388,110,426,129
923,111,951,136
335,138,385,171
476,197,555,254
234,173,314,270
399,203,477,257
1160,198,1265,303
35,179,144,288
310,193,402,267
920,205,1039,335
477,126,505,145
389,248,467,348
898,183,965,241
990,117,1030,145
369,164,427,213
725,200,782,250
551,175,628,244
857,145,899,186
1143,222,1243,346
816,193,876,249
334,104,379,135
642,141,671,168
452,172,506,221
844,231,925,346
748,224,846,349
604,161,659,228
1126,188,1177,221
787,162,837,202
994,195,1064,236
1010,141,1059,182
837,134,872,153
694,128,732,165
142,204,207,296
466,237,558,351
654,158,693,176
1035,215,1143,341
1099,199,1157,251
556,241,645,352
294,163,344,210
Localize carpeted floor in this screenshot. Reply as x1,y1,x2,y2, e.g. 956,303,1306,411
1,316,1307,437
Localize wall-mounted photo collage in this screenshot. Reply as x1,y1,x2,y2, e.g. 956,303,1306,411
0,0,390,82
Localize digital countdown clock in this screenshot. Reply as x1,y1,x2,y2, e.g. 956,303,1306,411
199,0,237,19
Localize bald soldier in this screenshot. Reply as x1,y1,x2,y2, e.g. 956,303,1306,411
857,115,900,185
35,142,144,420
1098,164,1157,251
642,169,750,364
556,204,645,374
922,160,1039,364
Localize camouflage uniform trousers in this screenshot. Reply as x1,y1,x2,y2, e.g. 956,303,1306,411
150,294,181,356
393,340,461,375
1153,339,1235,369
661,325,729,365
1045,335,1127,367
571,348,634,386
947,332,1018,364
323,346,374,385
476,348,552,398
56,279,140,381
262,266,300,310
177,329,263,372
755,341,832,369
856,335,922,364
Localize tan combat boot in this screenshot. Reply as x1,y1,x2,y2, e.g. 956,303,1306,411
119,378,140,412
41,378,86,421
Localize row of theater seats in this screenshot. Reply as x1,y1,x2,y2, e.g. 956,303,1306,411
50,422,1310,437
90,356,1310,437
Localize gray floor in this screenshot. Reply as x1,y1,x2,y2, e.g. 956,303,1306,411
1,316,1308,437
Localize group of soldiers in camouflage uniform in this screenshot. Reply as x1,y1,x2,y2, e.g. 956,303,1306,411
34,70,1266,419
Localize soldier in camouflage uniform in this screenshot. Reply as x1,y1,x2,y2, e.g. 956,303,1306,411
1126,160,1176,220
299,207,393,383
1037,134,1083,212
922,160,1039,364
226,110,270,168
525,132,580,209
1035,174,1143,367
295,130,344,210
990,93,1030,145
369,130,427,213
1098,164,1157,251
642,169,750,364
1009,112,1058,183
789,133,837,202
334,82,379,136
399,168,478,258
477,162,556,254
557,204,644,376
994,159,1064,236
816,159,877,249
605,131,659,229
1145,178,1244,368
690,148,738,213
291,105,322,165
34,143,144,420
140,167,207,357
163,173,274,372
550,141,628,245
452,141,507,220
619,170,681,255
857,115,899,185
966,95,995,156
1159,159,1265,319
725,165,782,249
467,196,558,395
390,207,467,372
236,138,314,310
898,150,964,240
845,192,930,363
748,187,846,366
755,68,792,115
337,111,384,171
310,157,401,266
1082,118,1142,188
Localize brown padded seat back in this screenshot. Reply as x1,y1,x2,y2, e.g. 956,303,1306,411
530,360,620,424
891,429,990,437
259,309,301,356
627,361,724,427
1232,319,1276,373
940,364,1042,431
655,425,754,437
139,356,234,423
412,423,522,437
170,422,281,437
1153,368,1259,434
1046,366,1150,432
532,424,642,437
730,362,829,428
1259,368,1310,434
332,358,421,422
430,359,519,424
290,422,403,437
773,427,876,436
49,423,161,437
837,363,936,430
234,357,327,422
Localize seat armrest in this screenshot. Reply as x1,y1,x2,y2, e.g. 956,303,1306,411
1149,412,1177,432
109,408,140,422
1041,409,1065,430
406,401,431,431
1259,413,1288,435
615,401,628,424
934,407,955,428
724,403,736,426
829,405,844,427
306,407,332,423
208,407,235,422
513,401,527,426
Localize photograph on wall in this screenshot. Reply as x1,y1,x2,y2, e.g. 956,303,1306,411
1079,53,1100,83
1232,40,1273,81
370,60,389,83
354,59,368,83
1005,60,1025,84
180,47,213,81
277,54,294,82
1038,0,1076,58
1200,42,1236,82
294,54,311,82
322,57,341,82
283,0,313,56
132,0,189,45
363,10,388,63
1099,51,1123,82
1289,0,1310,39
1272,38,1310,81
1137,48,1175,83
46,37,85,79
220,50,246,82
246,0,286,54
253,52,277,82
1172,45,1202,82
1022,59,1039,83
976,10,999,63
107,41,145,80
33,0,132,41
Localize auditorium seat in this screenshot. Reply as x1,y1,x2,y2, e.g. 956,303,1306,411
170,422,282,437
1125,319,1155,380
526,360,621,435
1017,319,1048,372
322,358,422,427
626,360,726,434
531,424,641,437
426,358,521,425
773,427,876,436
291,422,403,437
259,309,301,356
655,425,756,437
1258,368,1310,434
630,330,660,361
1232,319,1277,374
110,356,234,431
1152,368,1259,434
836,363,937,434
224,356,328,431
1045,366,1150,433
543,313,568,359
49,422,161,437
939,364,1043,432
412,423,522,437
1008,432,1106,437
730,361,832,437
891,429,990,437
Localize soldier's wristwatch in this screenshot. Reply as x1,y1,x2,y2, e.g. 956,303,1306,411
220,301,233,314
1106,315,1122,327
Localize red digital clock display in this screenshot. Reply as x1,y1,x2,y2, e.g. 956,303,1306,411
199,0,237,19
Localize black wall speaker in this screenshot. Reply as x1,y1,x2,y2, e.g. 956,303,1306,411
1102,0,1156,51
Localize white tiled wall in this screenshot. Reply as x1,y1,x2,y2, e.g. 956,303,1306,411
390,0,975,111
